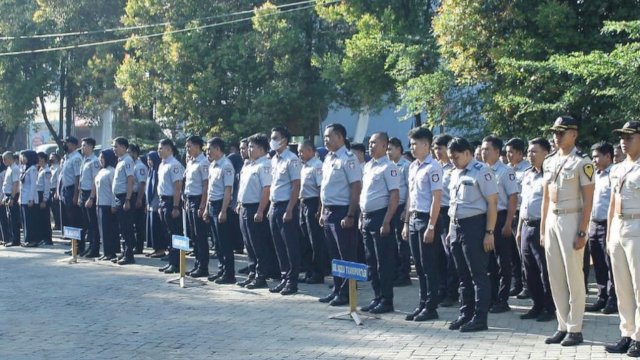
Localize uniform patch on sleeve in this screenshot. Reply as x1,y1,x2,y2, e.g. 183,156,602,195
391,169,397,177
126,163,131,169
94,162,100,169
484,173,492,181
432,174,440,182
173,167,179,174
583,163,594,181
140,169,145,175
347,160,355,169
509,173,515,181
226,169,233,176
263,167,271,173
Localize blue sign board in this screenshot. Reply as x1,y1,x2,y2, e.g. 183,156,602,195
172,235,191,251
331,259,368,281
63,226,82,240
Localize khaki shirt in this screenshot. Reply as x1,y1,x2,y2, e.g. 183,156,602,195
543,147,594,209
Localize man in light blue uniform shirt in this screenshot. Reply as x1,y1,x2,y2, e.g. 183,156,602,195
78,137,101,257
387,137,412,287
111,137,136,265
58,136,83,253
128,144,148,254
2,151,21,246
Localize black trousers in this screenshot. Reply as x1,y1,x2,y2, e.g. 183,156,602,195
98,206,118,257
131,193,146,252
159,196,183,267
239,203,276,279
521,220,554,312
209,200,235,277
299,197,330,278
228,209,244,252
146,207,165,251
62,185,84,251
392,204,411,281
37,192,52,244
409,212,439,310
322,205,358,298
584,219,616,303
20,204,37,244
80,190,100,253
363,208,396,304
0,204,10,243
5,194,21,245
489,210,513,304
51,189,61,230
186,195,209,270
511,213,524,289
439,207,458,300
451,214,490,322
269,201,301,284
115,193,136,260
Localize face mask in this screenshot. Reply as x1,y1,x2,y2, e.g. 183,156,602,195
270,139,281,151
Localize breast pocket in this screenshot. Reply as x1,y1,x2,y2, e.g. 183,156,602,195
625,176,640,199
559,167,577,187
459,180,479,202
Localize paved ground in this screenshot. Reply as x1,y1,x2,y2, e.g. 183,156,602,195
0,236,627,359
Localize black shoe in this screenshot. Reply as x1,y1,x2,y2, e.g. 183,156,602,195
489,302,511,313
414,308,438,321
560,332,583,346
236,277,255,287
329,295,349,306
190,268,209,278
516,289,530,299
536,310,556,322
605,336,632,353
117,257,135,265
305,275,324,284
405,304,425,321
360,299,380,312
627,340,640,357
585,299,606,312
393,277,412,287
545,331,567,344
602,302,618,314
369,303,394,314
185,267,198,276
207,271,224,282
520,308,541,320
64,249,72,255
448,316,471,330
237,266,250,275
280,285,298,296
84,252,100,258
102,255,117,261
245,278,268,289
24,242,39,248
163,265,180,274
158,264,171,272
269,281,287,293
80,248,92,257
215,276,237,284
459,318,488,332
509,286,523,297
439,297,457,308
319,293,337,303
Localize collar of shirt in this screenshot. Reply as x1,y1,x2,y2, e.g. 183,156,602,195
275,148,292,159
254,154,269,165
416,154,433,167
189,153,205,164
212,154,227,167
83,154,97,162
119,153,132,162
597,164,613,175
371,155,389,166
303,156,318,165
162,155,176,164
332,146,348,158
490,161,504,172
465,159,480,172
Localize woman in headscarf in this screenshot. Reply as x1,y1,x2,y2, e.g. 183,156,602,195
145,151,166,258
36,152,53,245
0,161,8,245
87,149,118,260
19,150,39,247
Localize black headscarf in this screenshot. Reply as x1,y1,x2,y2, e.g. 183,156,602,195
146,151,161,202
20,150,38,183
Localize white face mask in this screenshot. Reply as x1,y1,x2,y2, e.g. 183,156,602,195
270,139,282,151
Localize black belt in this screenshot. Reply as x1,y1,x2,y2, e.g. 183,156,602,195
160,195,174,201
272,200,289,206
362,208,386,218
325,205,348,211
186,195,202,200
591,219,607,226
453,213,485,225
209,199,223,204
522,218,541,227
241,202,259,207
412,211,429,218
300,197,319,204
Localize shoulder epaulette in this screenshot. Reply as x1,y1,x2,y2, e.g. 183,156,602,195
473,162,483,170
545,150,557,159
346,151,354,157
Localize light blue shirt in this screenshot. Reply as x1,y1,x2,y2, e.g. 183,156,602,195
270,149,301,202
157,156,185,197
360,156,400,212
320,146,362,206
50,164,60,189
394,157,411,205
489,161,520,211
519,167,544,220
449,159,499,219
184,153,209,196
208,155,234,201
133,159,148,194
80,154,101,191
591,164,612,221
19,166,39,204
95,167,116,207
300,157,323,199
2,163,19,194
112,153,135,195
238,155,271,204
440,162,455,207
36,166,52,201
408,155,443,213
60,151,82,187
512,160,530,208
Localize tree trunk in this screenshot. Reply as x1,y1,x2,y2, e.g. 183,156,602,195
59,56,66,139
65,79,74,136
414,113,422,127
39,93,63,148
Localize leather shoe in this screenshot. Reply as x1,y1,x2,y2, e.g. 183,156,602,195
185,267,198,276
190,268,209,278
158,264,171,272
305,275,324,284
602,302,618,314
329,296,349,306
245,278,268,289
627,340,640,357
84,252,100,258
102,255,117,261
560,332,583,346
516,289,530,299
236,277,255,287
520,308,541,320
369,303,394,314
117,257,135,265
64,249,72,255
393,277,412,287
489,301,511,313
509,286,523,297
269,281,288,293
280,285,298,296
24,242,39,248
237,266,250,274
163,265,180,274
207,271,224,282
80,248,92,257
536,310,556,322
360,299,380,312
605,336,632,353
149,251,165,258
405,305,424,321
214,276,237,284
585,299,606,312
448,316,471,330
459,318,488,332
414,308,438,321
318,293,336,303
545,331,567,344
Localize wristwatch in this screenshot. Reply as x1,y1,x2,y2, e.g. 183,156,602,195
485,229,494,235
577,231,586,238
427,224,435,231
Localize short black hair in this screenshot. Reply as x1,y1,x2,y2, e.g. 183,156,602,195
433,134,453,147
159,138,177,155
114,136,129,149
207,137,226,152
300,139,315,151
448,137,473,153
388,137,403,152
482,135,503,152
128,143,140,155
350,142,366,153
326,123,347,140
271,126,291,144
240,138,248,145
186,135,204,149
248,133,269,153
529,137,551,153
81,137,96,148
408,127,434,144
37,152,48,162
505,138,526,153
372,132,389,144
591,141,614,159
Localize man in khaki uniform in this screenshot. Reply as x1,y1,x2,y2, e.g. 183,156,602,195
605,121,640,357
540,116,595,346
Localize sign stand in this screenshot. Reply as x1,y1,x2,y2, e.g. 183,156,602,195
328,259,380,326
57,227,88,264
166,235,205,288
